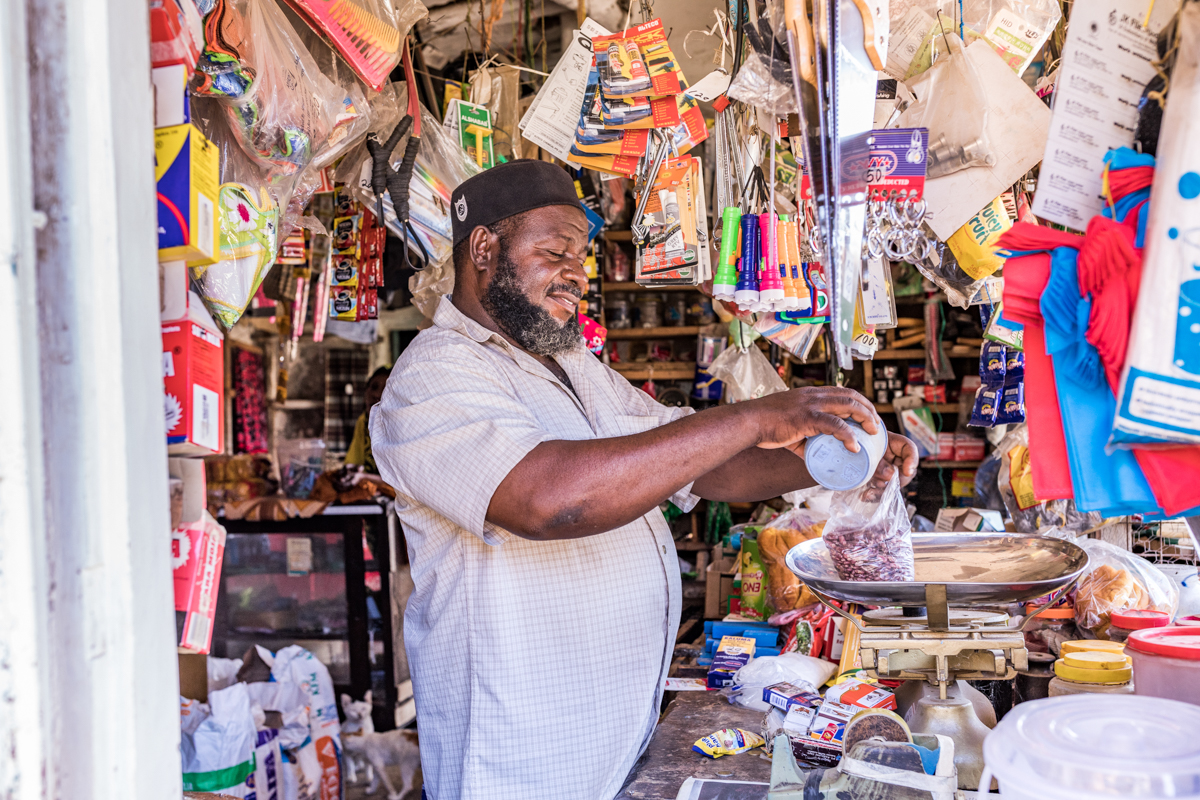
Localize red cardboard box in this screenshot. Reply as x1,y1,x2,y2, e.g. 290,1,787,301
935,432,957,462
172,512,226,654
163,318,224,455
955,435,986,462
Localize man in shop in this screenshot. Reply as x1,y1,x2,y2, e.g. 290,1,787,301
370,159,917,800
344,365,390,474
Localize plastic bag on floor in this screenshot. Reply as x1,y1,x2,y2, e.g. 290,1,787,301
181,683,258,794
271,645,342,800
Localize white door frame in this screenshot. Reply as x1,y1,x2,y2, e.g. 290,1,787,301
1,0,183,796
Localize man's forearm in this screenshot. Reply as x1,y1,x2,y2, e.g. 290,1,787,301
488,403,763,540
691,447,817,501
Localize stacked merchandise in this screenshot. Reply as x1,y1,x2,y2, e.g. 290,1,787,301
328,188,385,321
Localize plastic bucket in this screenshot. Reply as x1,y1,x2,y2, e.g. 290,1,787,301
980,695,1200,799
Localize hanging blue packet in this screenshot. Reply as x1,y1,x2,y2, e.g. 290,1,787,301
980,341,1007,383
1005,348,1025,377
970,385,999,428
996,371,1026,425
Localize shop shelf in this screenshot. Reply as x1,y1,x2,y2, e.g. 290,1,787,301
607,325,702,339
609,361,696,380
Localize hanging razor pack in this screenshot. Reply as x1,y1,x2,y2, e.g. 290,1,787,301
785,0,888,367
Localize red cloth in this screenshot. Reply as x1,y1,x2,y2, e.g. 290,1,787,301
1076,209,1200,516
998,227,1076,500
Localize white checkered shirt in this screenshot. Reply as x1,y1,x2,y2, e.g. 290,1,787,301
370,296,699,800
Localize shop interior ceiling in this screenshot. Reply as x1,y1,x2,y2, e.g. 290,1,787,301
416,0,722,73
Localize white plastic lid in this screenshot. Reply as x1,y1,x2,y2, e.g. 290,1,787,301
805,433,872,491
983,695,1200,798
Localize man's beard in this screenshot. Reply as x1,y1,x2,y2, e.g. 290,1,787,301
482,246,582,357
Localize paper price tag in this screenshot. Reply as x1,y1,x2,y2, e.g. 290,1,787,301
685,69,732,102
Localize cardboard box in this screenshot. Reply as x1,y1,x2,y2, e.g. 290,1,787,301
935,507,1005,532
163,317,224,455
704,544,738,619
790,736,842,768
807,700,854,743
706,636,755,689
168,456,206,530
763,682,823,714
156,124,218,266
152,64,190,128
178,652,208,701
173,512,226,654
955,435,986,462
935,432,957,462
782,706,816,735
160,260,219,326
824,678,897,710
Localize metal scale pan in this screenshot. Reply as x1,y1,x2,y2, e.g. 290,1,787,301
785,533,1089,609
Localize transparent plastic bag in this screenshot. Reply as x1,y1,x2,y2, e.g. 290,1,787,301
1074,538,1179,640
706,344,787,402
995,425,1102,534
281,0,427,91
727,50,797,115
912,237,986,310
887,0,1061,80
336,83,481,270
277,438,326,498
897,32,994,178
758,508,828,612
822,473,914,582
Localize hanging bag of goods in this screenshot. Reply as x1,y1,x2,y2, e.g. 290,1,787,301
1114,2,1200,446
281,0,426,91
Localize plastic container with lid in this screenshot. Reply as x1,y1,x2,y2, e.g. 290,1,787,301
1048,649,1134,697
1060,639,1126,656
1024,605,1076,653
980,694,1200,799
1128,627,1200,707
1109,609,1172,643
804,419,888,492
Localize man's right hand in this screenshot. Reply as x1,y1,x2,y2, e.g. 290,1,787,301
751,386,882,458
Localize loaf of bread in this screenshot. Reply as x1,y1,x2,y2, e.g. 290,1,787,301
1075,564,1153,639
758,522,825,612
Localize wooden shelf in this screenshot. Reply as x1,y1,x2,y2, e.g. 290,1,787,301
602,229,634,241
609,361,696,380
607,325,702,340
875,403,960,414
920,460,983,469
601,281,705,293
874,346,980,360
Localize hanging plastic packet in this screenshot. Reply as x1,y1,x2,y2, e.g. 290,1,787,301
896,31,994,179
996,347,1026,424
946,195,1012,280
970,340,1007,427
980,340,1007,381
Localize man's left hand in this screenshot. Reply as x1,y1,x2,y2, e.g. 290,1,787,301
863,432,919,500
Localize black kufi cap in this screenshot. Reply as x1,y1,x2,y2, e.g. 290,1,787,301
450,159,582,246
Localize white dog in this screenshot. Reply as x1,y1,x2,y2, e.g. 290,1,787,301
340,691,420,800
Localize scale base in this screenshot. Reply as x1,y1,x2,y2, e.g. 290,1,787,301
903,682,994,792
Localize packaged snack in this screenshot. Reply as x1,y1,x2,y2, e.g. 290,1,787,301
706,636,757,689
763,682,823,714
821,473,915,582
996,371,1026,425
692,728,766,758
738,537,769,621
824,678,897,710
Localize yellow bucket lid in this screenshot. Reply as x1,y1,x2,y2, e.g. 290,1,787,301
1054,658,1132,684
1061,640,1125,656
1063,651,1129,670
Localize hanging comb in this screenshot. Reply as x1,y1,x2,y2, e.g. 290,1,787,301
284,0,400,90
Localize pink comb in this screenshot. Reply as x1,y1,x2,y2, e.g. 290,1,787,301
284,0,399,90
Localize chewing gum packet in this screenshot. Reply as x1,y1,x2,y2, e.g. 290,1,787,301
692,728,766,759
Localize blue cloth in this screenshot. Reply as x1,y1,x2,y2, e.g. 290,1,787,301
905,743,941,776
1040,247,1161,516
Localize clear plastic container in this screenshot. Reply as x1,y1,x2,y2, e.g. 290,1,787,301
1048,676,1134,697
1128,627,1200,707
980,695,1200,799
1109,609,1171,644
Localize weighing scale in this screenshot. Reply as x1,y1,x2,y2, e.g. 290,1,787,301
783,533,1089,791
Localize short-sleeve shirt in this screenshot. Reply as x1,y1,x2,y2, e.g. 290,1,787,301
370,296,699,800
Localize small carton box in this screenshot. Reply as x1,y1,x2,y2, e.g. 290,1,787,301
156,124,218,266
763,682,823,714
790,736,842,768
173,513,226,654
706,636,755,689
824,678,897,710
163,317,224,455
152,64,190,128
955,434,986,462
807,700,854,743
782,705,816,736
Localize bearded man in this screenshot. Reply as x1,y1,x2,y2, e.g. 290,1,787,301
370,160,916,800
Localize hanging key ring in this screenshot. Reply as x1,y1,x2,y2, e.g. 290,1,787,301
906,198,927,224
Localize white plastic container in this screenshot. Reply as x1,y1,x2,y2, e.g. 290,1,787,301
980,695,1200,799
804,419,888,492
1128,627,1200,707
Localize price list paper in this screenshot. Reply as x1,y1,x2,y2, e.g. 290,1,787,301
1032,0,1178,230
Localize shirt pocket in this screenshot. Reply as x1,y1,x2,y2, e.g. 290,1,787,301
610,414,661,437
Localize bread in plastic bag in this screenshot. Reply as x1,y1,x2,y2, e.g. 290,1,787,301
706,344,788,402
758,508,828,612
822,473,915,582
897,32,994,178
1074,538,1179,640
